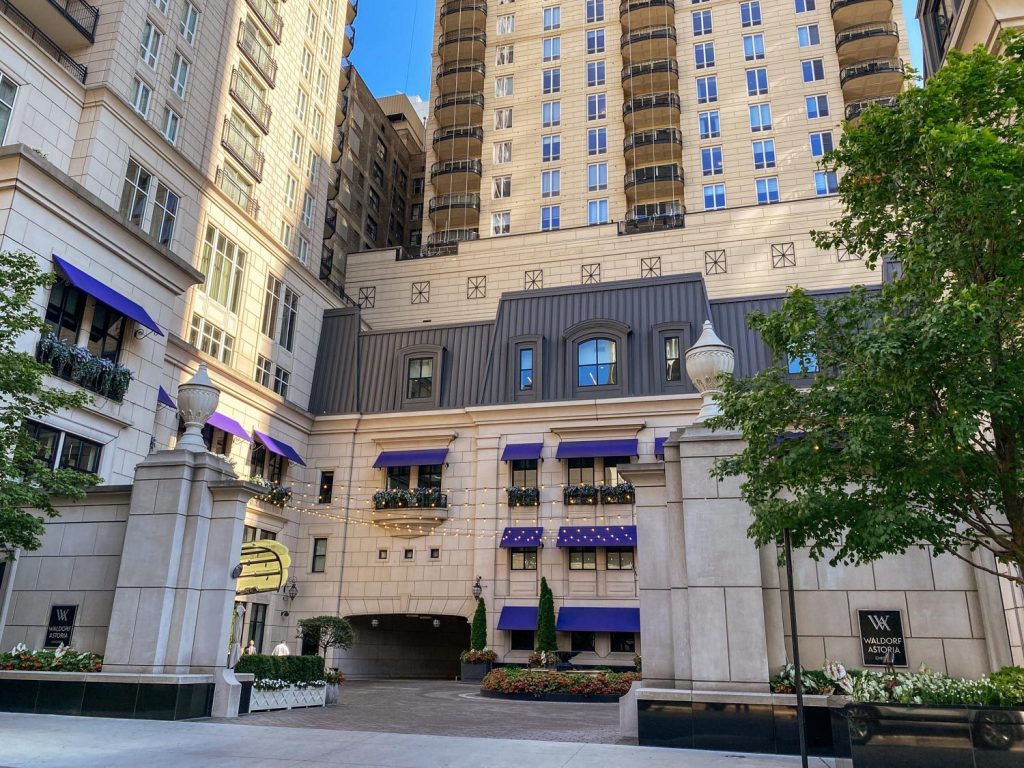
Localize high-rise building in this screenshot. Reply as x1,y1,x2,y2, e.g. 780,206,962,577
917,0,1023,77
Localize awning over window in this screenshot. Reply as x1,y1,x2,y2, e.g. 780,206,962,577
554,439,638,459
499,527,544,548
158,386,176,408
209,412,252,442
496,606,539,631
654,437,667,457
556,525,638,548
253,430,306,466
53,255,163,336
372,448,448,468
556,607,640,633
500,443,544,461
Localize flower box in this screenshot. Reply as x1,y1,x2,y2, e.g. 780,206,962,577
563,484,598,506
373,488,448,510
599,482,635,505
248,683,327,712
506,486,540,507
248,476,292,507
36,333,132,402
460,661,492,682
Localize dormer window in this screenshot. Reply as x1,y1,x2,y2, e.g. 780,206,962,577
578,338,616,387
406,357,433,400
398,344,443,409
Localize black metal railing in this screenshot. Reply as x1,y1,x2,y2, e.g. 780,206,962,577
624,128,683,153
216,167,260,218
246,0,283,42
440,0,488,20
844,95,897,120
435,61,485,83
622,59,678,82
45,0,99,41
625,164,684,188
434,92,485,114
430,159,483,179
221,117,265,180
320,245,335,280
840,57,905,85
323,206,338,238
432,126,484,144
429,193,480,213
618,211,685,235
831,0,892,13
0,1,87,83
623,92,681,117
439,29,486,49
621,25,677,49
836,21,899,47
229,68,272,133
620,0,675,15
237,21,278,86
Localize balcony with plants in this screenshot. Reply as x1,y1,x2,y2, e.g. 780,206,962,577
36,332,131,402
247,475,292,507
506,486,540,507
373,487,448,510
563,482,636,506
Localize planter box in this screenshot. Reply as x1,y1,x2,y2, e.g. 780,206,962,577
845,702,1024,767
249,684,327,712
460,661,492,683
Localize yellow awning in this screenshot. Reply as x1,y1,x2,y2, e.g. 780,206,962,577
236,540,291,595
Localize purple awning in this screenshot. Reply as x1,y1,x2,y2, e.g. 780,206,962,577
500,443,543,461
556,526,638,548
208,412,251,442
556,607,640,633
53,255,163,335
253,430,306,466
372,449,448,468
654,437,667,457
499,527,544,548
555,439,638,459
497,606,539,631
157,386,176,408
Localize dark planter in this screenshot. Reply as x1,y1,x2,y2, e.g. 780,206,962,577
846,702,1024,767
460,661,492,682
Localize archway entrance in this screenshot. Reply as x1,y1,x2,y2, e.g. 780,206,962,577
344,614,470,679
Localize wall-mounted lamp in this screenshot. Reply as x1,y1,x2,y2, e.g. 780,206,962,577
280,579,299,617
371,618,380,629
432,618,441,629
472,575,484,600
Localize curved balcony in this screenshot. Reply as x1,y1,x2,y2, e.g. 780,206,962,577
434,93,485,127
836,21,899,66
622,59,678,98
624,163,684,204
830,0,894,31
618,209,685,235
624,128,683,165
844,95,897,122
622,93,680,130
429,193,481,228
620,25,677,65
430,159,483,195
435,60,485,96
438,29,486,64
432,126,483,161
426,228,480,256
343,24,355,56
619,0,675,29
346,0,358,25
440,0,487,34
840,57,905,101
339,58,351,89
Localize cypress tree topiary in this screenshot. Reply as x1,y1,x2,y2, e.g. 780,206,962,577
536,577,557,652
471,597,487,651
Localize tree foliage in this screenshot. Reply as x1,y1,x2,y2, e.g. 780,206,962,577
297,615,354,658
536,577,557,651
0,251,97,560
710,35,1024,582
470,597,487,651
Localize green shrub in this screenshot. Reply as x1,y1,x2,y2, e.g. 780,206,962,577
536,577,557,652
470,598,487,651
235,654,324,683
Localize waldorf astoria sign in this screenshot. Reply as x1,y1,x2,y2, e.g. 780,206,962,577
44,604,78,648
858,609,907,667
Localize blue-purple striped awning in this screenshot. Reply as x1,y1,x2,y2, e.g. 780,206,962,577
53,255,163,335
253,430,306,466
500,443,543,461
556,607,640,633
208,412,251,442
555,439,638,459
654,437,667,457
373,449,448,468
556,526,638,548
497,606,539,631
157,386,176,408
499,527,544,548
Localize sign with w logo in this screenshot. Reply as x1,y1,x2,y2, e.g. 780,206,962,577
858,609,907,668
44,604,78,648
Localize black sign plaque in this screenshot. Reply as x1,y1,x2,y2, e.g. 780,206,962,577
858,609,907,667
44,604,78,648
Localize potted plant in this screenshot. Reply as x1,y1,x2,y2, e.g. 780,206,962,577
324,668,345,705
460,598,496,682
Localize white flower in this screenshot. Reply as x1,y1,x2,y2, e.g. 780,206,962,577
11,643,27,654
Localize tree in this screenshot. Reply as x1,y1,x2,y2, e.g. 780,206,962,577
536,577,557,651
0,251,97,561
470,597,487,651
297,615,354,659
710,35,1024,583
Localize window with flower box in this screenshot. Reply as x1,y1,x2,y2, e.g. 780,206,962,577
375,464,447,509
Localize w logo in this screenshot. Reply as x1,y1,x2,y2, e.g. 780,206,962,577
56,608,71,622
867,614,892,632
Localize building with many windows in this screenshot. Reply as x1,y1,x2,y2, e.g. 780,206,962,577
917,0,1023,77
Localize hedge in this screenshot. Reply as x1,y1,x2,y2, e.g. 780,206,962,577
234,654,325,683
482,667,639,697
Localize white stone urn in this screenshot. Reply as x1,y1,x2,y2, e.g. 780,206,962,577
684,320,735,423
176,364,220,452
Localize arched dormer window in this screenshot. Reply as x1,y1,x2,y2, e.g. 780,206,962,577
577,338,617,387
563,319,630,398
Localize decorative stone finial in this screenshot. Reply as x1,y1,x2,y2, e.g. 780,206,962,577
684,320,735,423
176,364,220,452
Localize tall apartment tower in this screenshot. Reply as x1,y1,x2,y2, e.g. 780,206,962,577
423,0,909,254
917,0,1023,77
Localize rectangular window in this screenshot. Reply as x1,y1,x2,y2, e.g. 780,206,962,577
587,93,607,121
199,225,246,312
752,139,776,169
586,60,606,87
170,52,190,97
130,78,152,118
119,158,153,227
588,199,609,225
495,75,514,97
610,632,636,653
542,134,561,161
44,280,85,345
692,9,712,35
291,131,304,164
810,130,834,157
542,100,561,127
568,457,595,485
407,357,433,399
802,59,825,82
696,75,717,103
492,211,511,235
749,103,772,132
541,169,560,197
543,6,560,29
189,314,235,364
795,0,815,11
571,632,596,653
743,33,765,61
496,43,514,65
606,548,635,570
569,547,597,570
586,29,605,54
510,630,534,651
815,170,839,195
497,14,515,34
403,549,414,560
272,364,290,396
311,538,328,572
296,237,310,267
542,68,560,94
756,176,780,204
306,7,319,38
543,36,561,61
806,94,829,118
701,146,723,176
246,603,267,653
0,73,16,144
494,107,513,130
510,548,538,570
301,48,314,79
285,175,298,209
698,110,720,139
279,287,298,351
746,67,768,96
418,464,442,490
378,549,388,560
387,466,410,491
541,205,560,231
740,1,762,26
665,337,681,381
26,421,102,474
149,182,179,245
587,162,608,191
586,0,605,23
493,175,512,199
703,183,726,210
318,471,334,504
295,88,309,124
180,2,199,44
140,20,163,68
302,192,314,227
587,127,607,155
518,348,534,392
694,42,715,69
494,141,513,164
797,24,820,47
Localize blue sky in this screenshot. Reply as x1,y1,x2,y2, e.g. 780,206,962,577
351,1,924,102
